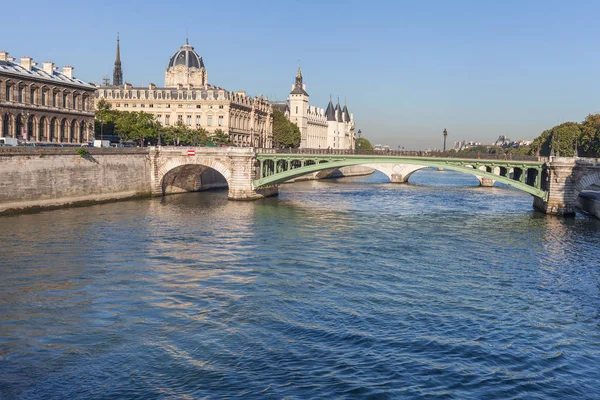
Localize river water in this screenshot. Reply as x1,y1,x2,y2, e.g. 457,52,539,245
1,170,600,399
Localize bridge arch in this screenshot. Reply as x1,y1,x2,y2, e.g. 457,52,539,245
254,156,547,200
574,171,600,199
156,157,232,196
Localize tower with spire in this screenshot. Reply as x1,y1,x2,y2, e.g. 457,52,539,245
113,34,123,86
289,66,309,147
278,66,355,149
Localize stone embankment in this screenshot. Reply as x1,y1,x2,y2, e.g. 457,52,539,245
0,147,152,215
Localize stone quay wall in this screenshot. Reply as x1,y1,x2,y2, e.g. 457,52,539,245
0,147,152,214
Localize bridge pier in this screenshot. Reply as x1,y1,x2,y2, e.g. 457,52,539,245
228,153,278,200
477,177,495,187
533,158,577,216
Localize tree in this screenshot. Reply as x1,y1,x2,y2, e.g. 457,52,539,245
272,109,301,148
210,129,231,145
355,137,373,150
94,99,119,137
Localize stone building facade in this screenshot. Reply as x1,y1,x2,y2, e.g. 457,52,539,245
274,68,355,149
0,51,96,143
95,40,273,148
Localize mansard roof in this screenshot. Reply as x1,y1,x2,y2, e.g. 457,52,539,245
325,99,336,121
271,102,289,113
0,56,94,90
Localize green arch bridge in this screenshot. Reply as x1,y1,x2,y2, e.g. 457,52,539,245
254,150,548,200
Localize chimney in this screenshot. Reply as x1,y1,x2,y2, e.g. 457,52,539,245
0,51,7,63
21,57,32,71
62,65,73,78
43,62,54,75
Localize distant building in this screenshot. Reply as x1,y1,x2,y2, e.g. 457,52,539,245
494,135,511,147
373,144,391,151
453,140,481,151
95,38,273,147
273,68,355,149
0,50,95,143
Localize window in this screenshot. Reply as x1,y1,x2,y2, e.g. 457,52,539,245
132,104,137,108
166,104,170,108
115,103,120,107
177,115,183,123
218,115,223,126
186,115,192,126
124,104,129,108
219,105,224,109
196,116,201,125
296,106,298,113
30,88,36,104
178,104,182,108
140,104,145,108
149,104,154,108
157,104,162,108
207,115,213,126
196,105,201,108
157,115,162,123
165,115,170,125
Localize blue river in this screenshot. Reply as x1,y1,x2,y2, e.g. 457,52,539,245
1,170,599,399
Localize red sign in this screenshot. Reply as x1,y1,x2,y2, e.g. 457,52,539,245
187,149,195,156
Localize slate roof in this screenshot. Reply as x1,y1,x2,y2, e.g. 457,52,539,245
168,43,205,69
0,57,94,89
325,99,336,121
335,102,343,122
343,105,350,122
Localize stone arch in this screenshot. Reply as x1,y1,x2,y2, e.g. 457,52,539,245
60,118,68,142
39,116,48,141
574,171,600,199
362,163,429,183
70,119,78,143
25,114,36,142
156,157,233,196
3,112,15,137
49,117,59,142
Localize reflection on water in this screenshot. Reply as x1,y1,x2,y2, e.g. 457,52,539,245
1,170,600,399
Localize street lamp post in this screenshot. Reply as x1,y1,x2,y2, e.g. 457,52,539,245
443,128,448,153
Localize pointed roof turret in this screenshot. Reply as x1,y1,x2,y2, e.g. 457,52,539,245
335,99,343,122
325,96,336,121
342,104,350,122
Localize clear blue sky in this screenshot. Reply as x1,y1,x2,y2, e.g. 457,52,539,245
3,0,600,149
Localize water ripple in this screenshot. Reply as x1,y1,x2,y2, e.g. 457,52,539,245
1,170,600,399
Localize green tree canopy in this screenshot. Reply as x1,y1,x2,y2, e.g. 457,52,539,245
355,137,373,150
272,109,301,148
210,129,231,145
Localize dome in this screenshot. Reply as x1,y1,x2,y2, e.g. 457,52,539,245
168,42,204,69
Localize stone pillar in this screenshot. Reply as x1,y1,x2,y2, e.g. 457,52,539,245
533,157,576,216
228,152,278,200
476,176,495,187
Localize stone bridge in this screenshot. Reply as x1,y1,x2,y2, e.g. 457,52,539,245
153,147,600,216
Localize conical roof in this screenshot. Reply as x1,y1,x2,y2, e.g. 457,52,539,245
325,99,336,121
335,102,343,122
342,105,350,122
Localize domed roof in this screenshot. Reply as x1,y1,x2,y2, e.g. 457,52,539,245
168,41,205,69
